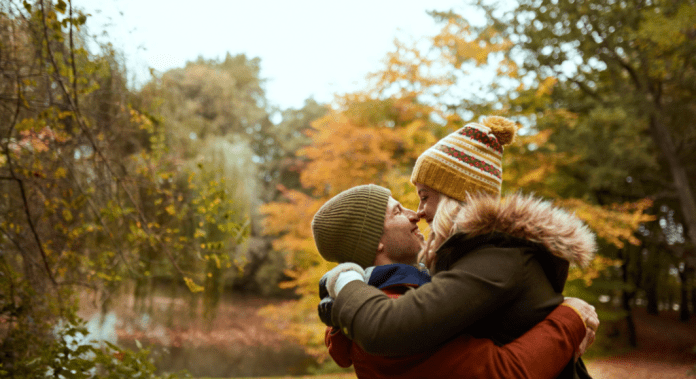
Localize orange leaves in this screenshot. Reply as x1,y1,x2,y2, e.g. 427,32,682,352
568,255,622,286
369,39,454,98
298,111,401,196
432,17,513,71
556,198,655,249
535,77,558,98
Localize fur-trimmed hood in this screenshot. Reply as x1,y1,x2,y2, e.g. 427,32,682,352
446,192,596,267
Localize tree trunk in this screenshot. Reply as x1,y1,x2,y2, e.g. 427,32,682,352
692,284,696,317
649,116,696,249
679,270,690,322
645,279,659,315
621,252,637,347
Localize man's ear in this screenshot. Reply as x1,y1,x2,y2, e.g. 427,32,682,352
377,241,385,252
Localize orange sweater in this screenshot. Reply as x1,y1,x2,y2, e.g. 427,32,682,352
326,288,585,379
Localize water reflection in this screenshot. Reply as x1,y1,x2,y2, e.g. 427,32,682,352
85,312,118,344
86,304,313,377
120,338,313,377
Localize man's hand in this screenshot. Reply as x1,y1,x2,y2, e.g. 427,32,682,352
318,274,335,327
318,297,334,327
317,263,366,327
563,297,599,360
320,262,366,299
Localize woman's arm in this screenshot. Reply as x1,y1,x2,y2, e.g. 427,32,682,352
333,247,526,356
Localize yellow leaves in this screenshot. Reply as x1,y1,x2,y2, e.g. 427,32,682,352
129,107,155,132
62,209,73,222
557,198,655,249
432,18,512,72
568,255,621,287
369,38,454,96
194,229,206,238
402,119,438,156
298,111,402,196
535,77,558,98
183,277,204,293
165,204,176,215
54,167,67,179
516,165,554,188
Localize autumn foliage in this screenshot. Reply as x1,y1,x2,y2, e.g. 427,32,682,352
259,14,657,359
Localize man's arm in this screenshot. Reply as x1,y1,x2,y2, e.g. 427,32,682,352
324,327,353,368
409,303,590,379
333,247,526,356
472,304,588,378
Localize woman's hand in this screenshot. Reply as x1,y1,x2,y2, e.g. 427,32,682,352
562,297,599,360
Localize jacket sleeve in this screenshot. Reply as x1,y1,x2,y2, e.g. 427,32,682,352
324,327,353,368
333,247,526,356
463,304,586,379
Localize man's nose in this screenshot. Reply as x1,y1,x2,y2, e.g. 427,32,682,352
408,209,419,222
416,208,425,220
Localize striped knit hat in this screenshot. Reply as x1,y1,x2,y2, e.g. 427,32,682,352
411,116,517,201
311,185,391,268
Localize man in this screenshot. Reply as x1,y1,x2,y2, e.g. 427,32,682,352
312,184,598,379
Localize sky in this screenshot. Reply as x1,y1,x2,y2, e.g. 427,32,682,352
72,0,479,110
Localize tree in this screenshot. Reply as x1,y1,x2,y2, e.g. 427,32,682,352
137,57,328,298
0,1,243,375
475,0,696,246
260,6,660,360
452,0,695,340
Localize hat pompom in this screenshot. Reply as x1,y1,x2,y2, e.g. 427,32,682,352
482,116,517,146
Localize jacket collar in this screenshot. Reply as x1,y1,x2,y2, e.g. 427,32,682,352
436,192,596,268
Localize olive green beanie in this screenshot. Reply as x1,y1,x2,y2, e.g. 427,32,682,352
311,184,391,268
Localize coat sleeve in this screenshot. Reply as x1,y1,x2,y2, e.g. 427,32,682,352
333,247,526,356
402,304,585,379
460,304,585,378
325,327,353,368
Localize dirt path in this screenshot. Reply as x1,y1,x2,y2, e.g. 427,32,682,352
586,308,696,379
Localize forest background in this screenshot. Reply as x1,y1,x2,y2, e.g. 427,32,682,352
1,0,695,378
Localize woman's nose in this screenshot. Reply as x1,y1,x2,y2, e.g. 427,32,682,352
416,208,426,219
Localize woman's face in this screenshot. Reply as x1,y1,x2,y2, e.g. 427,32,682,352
415,183,440,226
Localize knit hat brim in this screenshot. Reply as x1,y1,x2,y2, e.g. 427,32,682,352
411,151,500,201
312,185,391,268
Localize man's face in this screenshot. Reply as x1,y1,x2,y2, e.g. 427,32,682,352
415,183,440,226
378,197,425,265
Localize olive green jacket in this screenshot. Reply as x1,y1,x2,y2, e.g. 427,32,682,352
331,193,596,375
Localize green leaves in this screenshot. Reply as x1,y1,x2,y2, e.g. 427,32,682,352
55,0,67,14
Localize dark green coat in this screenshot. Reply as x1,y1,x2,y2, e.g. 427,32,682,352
332,193,597,378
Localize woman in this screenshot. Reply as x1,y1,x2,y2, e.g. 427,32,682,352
321,116,597,378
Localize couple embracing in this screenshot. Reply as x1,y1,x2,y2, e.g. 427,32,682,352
312,116,597,378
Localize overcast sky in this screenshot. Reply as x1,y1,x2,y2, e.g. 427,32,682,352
73,0,479,110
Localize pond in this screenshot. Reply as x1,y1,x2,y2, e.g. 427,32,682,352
83,293,316,377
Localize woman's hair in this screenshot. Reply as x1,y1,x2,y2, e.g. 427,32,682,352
419,193,463,266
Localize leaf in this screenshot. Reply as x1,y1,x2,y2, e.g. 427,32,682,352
165,204,176,215
55,0,67,14
183,277,204,293
62,209,73,222
54,167,67,179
